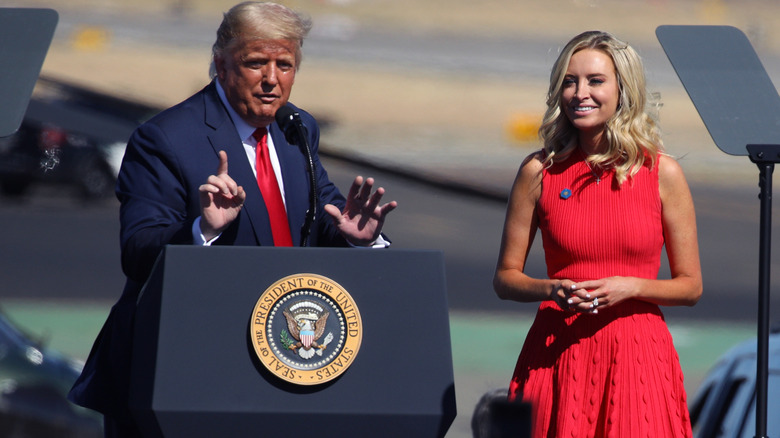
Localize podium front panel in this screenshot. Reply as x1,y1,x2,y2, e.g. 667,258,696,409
130,246,456,437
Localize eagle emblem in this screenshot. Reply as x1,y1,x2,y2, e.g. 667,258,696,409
282,301,333,359
250,273,362,385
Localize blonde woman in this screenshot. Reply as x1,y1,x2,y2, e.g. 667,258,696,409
493,31,702,437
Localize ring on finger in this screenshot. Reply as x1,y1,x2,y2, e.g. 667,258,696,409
592,297,599,307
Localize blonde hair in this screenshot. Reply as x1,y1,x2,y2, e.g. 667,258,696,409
539,30,663,185
209,2,312,77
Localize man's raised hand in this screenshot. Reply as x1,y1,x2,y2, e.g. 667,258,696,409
324,175,397,246
198,150,246,240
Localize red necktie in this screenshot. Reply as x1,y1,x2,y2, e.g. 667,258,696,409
254,128,293,246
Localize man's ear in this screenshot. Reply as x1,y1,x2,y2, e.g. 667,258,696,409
213,55,225,81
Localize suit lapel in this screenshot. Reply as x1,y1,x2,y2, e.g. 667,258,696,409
203,83,275,246
270,124,306,247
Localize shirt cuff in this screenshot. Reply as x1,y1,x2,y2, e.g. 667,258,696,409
193,216,220,246
348,233,391,248
371,234,391,248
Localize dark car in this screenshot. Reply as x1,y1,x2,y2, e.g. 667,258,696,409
689,326,780,437
0,309,102,437
0,76,158,199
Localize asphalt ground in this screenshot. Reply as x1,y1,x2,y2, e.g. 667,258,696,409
1,300,756,437
0,299,757,392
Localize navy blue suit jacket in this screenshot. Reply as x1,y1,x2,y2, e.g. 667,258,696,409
69,82,349,421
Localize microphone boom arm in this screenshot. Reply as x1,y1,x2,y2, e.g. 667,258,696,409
276,106,317,247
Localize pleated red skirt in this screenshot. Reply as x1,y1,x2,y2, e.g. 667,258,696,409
508,300,692,438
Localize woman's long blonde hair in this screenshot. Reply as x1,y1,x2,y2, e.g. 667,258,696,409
539,30,663,185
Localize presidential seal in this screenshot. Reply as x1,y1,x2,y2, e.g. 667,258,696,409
250,273,362,385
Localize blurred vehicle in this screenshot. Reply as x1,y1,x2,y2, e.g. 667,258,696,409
0,76,159,200
689,326,779,437
0,309,102,437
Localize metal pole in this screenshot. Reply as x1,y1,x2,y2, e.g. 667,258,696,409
748,145,773,438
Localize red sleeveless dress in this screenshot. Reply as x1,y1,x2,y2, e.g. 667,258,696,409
507,150,692,438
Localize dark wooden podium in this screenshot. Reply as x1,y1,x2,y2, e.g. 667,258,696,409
129,245,456,437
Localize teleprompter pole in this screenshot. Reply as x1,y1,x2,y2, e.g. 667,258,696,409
655,24,780,437
747,144,775,438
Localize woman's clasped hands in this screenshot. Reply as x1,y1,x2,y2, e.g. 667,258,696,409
553,277,637,314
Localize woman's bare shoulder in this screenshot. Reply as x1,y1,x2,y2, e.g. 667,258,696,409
657,154,688,184
519,150,545,174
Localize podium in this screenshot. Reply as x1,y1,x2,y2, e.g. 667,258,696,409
128,245,457,437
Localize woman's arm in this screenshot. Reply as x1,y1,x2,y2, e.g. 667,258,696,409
493,153,579,307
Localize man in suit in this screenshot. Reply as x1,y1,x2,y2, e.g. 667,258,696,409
68,2,396,436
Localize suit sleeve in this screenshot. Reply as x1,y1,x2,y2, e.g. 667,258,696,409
299,110,349,247
116,122,195,283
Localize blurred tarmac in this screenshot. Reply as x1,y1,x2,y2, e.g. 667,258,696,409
2,300,756,438
3,0,778,436
23,0,780,196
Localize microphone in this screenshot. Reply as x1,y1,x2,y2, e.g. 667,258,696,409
275,104,317,247
275,104,307,144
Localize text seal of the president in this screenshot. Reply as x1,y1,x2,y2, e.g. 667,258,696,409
250,273,362,385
